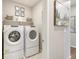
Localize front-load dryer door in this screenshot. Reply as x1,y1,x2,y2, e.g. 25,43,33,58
27,29,38,41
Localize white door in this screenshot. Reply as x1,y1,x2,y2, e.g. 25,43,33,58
42,0,49,59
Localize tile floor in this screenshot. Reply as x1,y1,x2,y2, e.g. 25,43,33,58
27,48,76,59
23,47,76,59
71,47,76,59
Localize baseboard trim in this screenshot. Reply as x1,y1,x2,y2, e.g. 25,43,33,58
67,56,71,59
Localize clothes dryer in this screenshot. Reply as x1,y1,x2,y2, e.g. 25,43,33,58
24,26,39,58
3,25,24,59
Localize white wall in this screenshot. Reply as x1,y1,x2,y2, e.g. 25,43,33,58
70,5,76,48
32,1,42,33
48,0,64,58
3,0,32,22
42,0,70,59
49,0,70,59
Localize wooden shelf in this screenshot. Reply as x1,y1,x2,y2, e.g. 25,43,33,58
3,20,33,26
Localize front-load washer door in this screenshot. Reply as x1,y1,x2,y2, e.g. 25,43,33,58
27,29,39,41
8,31,20,43
7,30,21,45
4,28,22,45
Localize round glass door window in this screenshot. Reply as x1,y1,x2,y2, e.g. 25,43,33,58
29,30,37,40
8,31,20,42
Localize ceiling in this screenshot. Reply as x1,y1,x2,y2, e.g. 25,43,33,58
11,0,41,7
8,0,76,7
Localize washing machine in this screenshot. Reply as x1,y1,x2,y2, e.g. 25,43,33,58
24,26,39,58
3,25,24,59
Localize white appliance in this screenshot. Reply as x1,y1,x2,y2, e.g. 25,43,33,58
24,26,39,58
3,25,24,59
